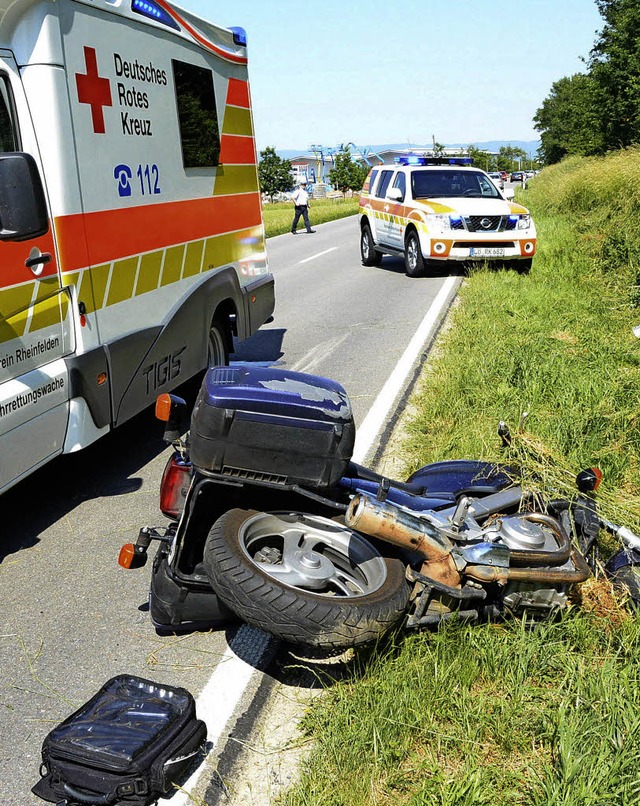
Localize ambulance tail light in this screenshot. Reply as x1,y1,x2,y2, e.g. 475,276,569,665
160,454,191,519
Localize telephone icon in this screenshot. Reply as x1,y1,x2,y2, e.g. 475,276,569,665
114,164,133,197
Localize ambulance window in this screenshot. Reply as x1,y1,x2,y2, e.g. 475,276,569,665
0,77,19,152
368,169,378,193
375,170,393,199
172,60,220,168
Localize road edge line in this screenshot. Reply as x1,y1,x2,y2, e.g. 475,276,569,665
352,273,458,464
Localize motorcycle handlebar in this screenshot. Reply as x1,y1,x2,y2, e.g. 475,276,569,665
599,518,640,551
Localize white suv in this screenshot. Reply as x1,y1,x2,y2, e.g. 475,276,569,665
358,157,537,277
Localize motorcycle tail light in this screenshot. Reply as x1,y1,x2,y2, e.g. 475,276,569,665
160,453,191,518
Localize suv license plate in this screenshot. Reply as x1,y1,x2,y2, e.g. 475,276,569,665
470,247,506,258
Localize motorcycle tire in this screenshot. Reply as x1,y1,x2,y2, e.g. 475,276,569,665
202,508,410,651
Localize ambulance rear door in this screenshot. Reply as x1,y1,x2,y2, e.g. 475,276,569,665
0,50,73,494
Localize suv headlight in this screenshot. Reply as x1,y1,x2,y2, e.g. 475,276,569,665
425,213,452,232
517,214,532,230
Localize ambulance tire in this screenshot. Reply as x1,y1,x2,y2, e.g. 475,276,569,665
202,508,410,651
208,317,229,369
360,223,382,267
404,230,426,277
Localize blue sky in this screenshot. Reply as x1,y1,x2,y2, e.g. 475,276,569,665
179,0,604,152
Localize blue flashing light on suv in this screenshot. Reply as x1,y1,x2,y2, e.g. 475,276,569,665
395,155,473,167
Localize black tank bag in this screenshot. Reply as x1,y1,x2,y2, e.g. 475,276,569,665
32,675,207,806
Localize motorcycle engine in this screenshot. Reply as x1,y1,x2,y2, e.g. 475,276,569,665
490,515,572,614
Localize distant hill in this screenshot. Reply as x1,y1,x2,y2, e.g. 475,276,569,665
274,141,541,159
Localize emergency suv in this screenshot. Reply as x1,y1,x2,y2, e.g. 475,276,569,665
358,156,536,277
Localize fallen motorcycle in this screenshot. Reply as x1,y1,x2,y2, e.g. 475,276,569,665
120,366,599,652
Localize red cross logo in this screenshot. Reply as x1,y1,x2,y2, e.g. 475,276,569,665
76,46,112,134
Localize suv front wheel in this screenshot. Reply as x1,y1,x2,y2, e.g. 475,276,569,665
361,223,382,267
404,230,426,277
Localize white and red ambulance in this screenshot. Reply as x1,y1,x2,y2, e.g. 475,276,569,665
0,0,275,493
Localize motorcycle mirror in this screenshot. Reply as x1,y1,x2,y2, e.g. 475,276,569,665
576,467,603,493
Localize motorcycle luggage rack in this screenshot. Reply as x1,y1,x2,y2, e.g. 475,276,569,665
406,566,487,629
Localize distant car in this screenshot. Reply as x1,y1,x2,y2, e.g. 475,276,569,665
358,157,537,276
500,171,509,182
511,171,524,182
488,172,504,190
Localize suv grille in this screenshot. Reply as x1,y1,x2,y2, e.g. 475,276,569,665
466,215,504,232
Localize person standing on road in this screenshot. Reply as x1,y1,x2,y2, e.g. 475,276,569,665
291,178,316,234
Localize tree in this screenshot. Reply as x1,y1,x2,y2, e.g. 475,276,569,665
328,147,368,194
258,147,293,201
533,0,640,163
466,145,492,170
496,145,527,173
588,0,640,150
534,74,605,164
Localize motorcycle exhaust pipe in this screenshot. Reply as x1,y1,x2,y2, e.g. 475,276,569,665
345,494,463,587
465,547,591,585
346,493,453,559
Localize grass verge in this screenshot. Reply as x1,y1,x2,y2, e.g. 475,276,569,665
278,149,640,805
262,196,359,238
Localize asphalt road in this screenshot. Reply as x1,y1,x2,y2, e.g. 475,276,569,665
0,214,460,804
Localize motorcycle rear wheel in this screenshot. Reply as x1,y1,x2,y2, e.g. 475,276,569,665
202,508,410,650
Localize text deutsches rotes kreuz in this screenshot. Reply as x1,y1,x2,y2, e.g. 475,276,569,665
114,53,167,137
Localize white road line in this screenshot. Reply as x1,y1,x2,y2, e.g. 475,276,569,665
162,626,272,806
353,274,458,463
168,273,458,803
298,246,338,264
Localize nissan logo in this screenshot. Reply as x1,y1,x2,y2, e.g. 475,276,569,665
480,218,492,229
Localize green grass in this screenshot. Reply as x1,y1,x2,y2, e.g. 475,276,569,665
277,149,640,805
281,615,640,806
262,196,359,237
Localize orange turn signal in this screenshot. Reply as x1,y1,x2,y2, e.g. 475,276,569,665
155,393,173,422
118,543,136,569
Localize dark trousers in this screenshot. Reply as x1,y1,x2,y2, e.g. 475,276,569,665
292,205,312,232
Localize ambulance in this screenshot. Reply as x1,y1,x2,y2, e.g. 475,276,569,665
0,0,275,493
359,156,537,277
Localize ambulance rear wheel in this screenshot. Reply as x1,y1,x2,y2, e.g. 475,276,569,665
203,508,410,651
404,231,426,277
208,317,228,369
361,223,382,267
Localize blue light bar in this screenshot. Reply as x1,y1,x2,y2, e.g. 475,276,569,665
230,26,248,46
131,0,180,30
394,155,473,166
509,215,519,222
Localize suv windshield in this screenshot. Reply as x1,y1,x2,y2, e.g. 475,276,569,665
411,169,500,200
